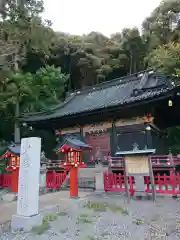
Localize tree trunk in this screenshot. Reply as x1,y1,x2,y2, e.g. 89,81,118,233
129,52,133,75
133,59,137,74
13,0,25,143
14,97,20,143
14,55,20,143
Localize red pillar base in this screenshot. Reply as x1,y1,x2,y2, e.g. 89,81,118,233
70,167,78,198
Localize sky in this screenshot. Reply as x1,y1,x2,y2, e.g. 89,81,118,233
43,0,162,37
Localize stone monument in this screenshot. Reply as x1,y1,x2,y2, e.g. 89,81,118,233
11,137,42,232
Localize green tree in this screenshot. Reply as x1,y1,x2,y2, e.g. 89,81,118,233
0,70,34,142
0,0,57,142
146,42,180,77
25,65,69,112
0,66,68,142
120,28,145,74
142,0,180,47
167,126,180,154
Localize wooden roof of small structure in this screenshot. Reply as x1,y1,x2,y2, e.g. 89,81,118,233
55,134,92,152
7,143,21,155
0,142,21,160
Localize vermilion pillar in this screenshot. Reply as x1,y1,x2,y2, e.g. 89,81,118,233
61,149,86,198
70,166,78,198
11,168,19,193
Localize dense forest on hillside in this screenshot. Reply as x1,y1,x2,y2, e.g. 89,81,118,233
0,0,180,154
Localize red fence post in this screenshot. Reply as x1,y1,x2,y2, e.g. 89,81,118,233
129,176,135,196
2,174,12,187
46,171,68,189
170,171,176,195
103,171,180,196
0,174,2,187
11,168,19,193
176,173,180,194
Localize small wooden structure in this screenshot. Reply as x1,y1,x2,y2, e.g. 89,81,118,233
117,146,156,202
56,135,92,198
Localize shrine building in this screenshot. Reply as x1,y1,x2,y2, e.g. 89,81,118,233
21,70,180,164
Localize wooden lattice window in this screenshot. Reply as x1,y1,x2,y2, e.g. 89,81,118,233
11,156,16,166
17,157,20,166
76,152,80,163
68,151,74,163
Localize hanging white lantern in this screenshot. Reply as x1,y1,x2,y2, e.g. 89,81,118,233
146,126,151,131
168,100,173,107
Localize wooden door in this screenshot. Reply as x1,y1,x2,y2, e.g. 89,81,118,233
85,132,110,163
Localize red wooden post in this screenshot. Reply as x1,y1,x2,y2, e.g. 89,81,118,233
177,173,180,194
5,155,20,193
57,139,90,198
11,168,19,193
70,166,78,198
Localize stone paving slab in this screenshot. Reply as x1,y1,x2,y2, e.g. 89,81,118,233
0,190,93,224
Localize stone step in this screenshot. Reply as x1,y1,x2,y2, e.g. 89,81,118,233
78,167,107,177
61,168,97,186
62,175,95,189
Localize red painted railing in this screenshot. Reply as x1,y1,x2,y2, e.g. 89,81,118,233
0,174,12,187
144,173,180,195
104,172,135,195
46,171,67,188
0,171,67,189
0,171,68,189
108,156,124,168
109,155,180,168
104,172,180,195
42,160,66,169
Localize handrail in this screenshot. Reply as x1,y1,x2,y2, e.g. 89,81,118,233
42,156,180,168
41,160,66,169
108,155,180,167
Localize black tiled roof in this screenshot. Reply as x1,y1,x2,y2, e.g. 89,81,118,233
55,134,92,150
22,70,175,122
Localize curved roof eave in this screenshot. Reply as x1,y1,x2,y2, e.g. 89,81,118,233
20,92,77,118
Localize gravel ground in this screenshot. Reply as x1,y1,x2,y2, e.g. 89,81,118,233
0,192,179,240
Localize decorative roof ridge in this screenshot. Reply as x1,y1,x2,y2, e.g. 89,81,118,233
166,76,177,88
71,69,155,95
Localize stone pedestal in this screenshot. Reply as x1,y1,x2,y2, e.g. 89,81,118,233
11,137,42,232
40,167,47,188
11,214,42,232
95,163,107,193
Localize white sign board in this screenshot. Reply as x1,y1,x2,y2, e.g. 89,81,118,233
125,155,149,175
17,137,41,217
